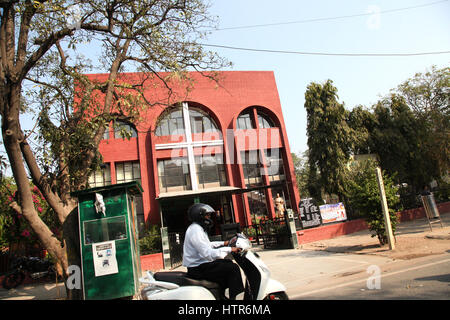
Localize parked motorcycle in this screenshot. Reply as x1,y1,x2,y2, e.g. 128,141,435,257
139,233,288,300
2,256,57,289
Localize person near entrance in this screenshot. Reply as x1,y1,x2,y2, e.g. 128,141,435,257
275,193,285,218
183,203,244,300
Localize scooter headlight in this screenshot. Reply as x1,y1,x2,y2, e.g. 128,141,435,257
258,261,271,276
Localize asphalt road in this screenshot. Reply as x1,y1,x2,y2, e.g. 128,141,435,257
285,252,450,300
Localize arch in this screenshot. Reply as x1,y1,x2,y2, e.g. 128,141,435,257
235,105,280,130
188,105,221,135
254,106,280,128
257,111,275,129
154,105,185,137
154,101,222,137
114,120,138,139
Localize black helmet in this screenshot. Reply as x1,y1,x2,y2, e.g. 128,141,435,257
187,203,215,231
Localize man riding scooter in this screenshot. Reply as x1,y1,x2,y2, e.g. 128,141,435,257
183,203,245,300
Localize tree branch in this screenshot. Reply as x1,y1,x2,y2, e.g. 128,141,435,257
15,1,37,72
21,28,74,81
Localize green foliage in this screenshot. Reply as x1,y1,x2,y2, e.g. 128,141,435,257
348,66,449,192
0,179,61,249
291,151,312,199
304,80,353,200
345,160,401,245
139,225,162,255
347,105,377,155
395,65,449,179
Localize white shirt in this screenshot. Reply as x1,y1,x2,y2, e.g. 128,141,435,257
182,223,231,268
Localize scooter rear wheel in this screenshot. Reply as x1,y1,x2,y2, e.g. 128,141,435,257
264,291,289,300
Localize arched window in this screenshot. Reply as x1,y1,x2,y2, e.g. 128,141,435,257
189,107,220,134
154,102,226,192
236,108,277,130
257,112,275,129
236,111,255,130
155,106,185,136
114,121,137,139
155,104,220,136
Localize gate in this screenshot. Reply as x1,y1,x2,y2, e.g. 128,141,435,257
168,232,185,269
243,217,292,249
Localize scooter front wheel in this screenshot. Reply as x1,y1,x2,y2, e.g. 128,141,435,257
264,291,289,300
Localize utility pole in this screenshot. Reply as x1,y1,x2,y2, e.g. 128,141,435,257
375,167,395,250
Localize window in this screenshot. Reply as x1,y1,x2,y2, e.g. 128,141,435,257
155,106,185,136
236,111,254,130
189,108,220,134
248,190,268,222
195,154,227,189
116,161,141,185
237,109,277,130
155,102,226,193
84,216,127,245
157,158,191,193
257,112,275,129
102,125,110,140
241,150,263,187
114,121,137,139
264,149,285,183
88,164,112,188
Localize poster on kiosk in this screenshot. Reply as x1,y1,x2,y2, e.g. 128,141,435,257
92,241,119,277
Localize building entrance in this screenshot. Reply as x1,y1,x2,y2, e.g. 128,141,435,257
157,189,239,269
159,193,235,236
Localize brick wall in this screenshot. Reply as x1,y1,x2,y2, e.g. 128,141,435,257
139,201,450,271
296,201,449,245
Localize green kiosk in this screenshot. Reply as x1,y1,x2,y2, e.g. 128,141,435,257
73,181,142,300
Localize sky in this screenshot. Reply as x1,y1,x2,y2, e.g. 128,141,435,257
1,0,449,174
204,0,450,154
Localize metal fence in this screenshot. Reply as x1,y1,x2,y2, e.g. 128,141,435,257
241,217,291,249
167,232,185,269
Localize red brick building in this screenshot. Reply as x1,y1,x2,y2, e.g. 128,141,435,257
88,71,300,235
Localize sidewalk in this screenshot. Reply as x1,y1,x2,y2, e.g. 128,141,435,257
1,211,448,300
301,211,450,260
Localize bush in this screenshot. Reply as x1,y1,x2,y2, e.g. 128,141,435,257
345,160,401,245
139,225,162,255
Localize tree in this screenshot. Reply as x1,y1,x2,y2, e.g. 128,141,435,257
370,94,436,190
347,105,377,155
345,159,400,245
395,66,449,179
291,151,309,199
0,0,227,298
348,79,442,193
304,80,353,201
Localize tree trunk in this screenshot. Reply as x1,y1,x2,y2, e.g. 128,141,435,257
1,83,70,284
63,208,83,300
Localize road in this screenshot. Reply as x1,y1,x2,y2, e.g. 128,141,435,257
261,250,450,300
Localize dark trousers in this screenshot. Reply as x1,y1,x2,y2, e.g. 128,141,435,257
187,259,244,299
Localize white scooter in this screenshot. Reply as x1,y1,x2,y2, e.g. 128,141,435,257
139,233,288,300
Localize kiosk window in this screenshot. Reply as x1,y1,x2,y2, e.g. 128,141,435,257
84,216,127,245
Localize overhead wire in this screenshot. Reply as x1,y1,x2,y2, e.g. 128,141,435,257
199,0,450,57
210,0,449,31
199,43,450,57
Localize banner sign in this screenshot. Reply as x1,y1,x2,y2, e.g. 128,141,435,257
319,202,347,224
